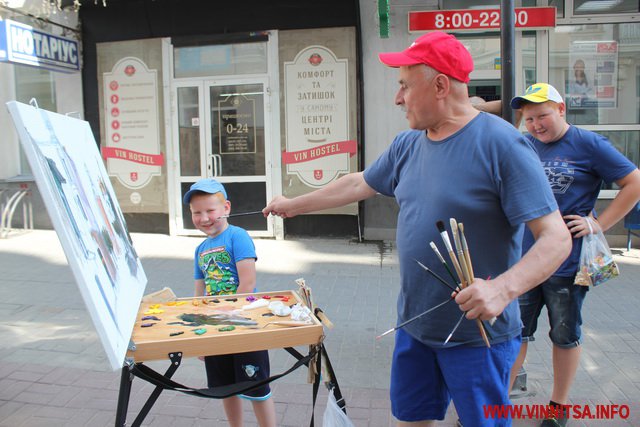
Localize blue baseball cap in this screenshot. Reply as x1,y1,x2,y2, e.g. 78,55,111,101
183,179,227,204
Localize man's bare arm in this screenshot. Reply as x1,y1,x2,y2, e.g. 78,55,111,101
263,172,377,218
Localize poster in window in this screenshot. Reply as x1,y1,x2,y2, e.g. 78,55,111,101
567,41,618,109
283,45,356,188
101,57,164,189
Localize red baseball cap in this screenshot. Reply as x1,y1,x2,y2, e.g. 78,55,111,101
378,31,474,83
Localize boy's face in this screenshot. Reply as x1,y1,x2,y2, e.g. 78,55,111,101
190,193,230,237
522,101,568,144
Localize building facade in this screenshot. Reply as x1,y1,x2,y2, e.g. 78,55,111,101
2,0,638,241
1,0,83,230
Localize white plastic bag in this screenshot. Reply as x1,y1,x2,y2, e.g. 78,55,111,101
574,217,619,287
322,388,354,427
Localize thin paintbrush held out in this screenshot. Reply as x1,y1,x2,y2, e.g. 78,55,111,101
414,259,459,293
414,257,481,344
445,312,466,345
217,211,265,219
376,297,454,340
429,241,460,289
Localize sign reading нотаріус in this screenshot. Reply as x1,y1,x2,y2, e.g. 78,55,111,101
0,19,79,72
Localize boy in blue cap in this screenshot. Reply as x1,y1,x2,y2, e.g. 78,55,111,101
184,178,276,427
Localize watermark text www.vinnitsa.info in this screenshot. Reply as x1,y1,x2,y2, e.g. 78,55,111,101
483,404,630,420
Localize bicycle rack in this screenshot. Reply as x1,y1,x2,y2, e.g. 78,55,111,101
0,189,33,239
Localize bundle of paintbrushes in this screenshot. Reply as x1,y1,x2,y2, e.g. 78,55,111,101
377,218,492,348
294,278,335,384
296,278,333,329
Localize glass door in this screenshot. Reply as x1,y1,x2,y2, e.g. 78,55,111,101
171,78,272,236
204,79,271,235
172,82,205,235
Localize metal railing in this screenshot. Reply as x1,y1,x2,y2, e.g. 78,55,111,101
0,189,33,238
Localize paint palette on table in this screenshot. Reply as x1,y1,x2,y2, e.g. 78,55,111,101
127,290,324,362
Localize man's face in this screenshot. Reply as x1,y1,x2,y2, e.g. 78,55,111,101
395,65,436,130
522,101,568,144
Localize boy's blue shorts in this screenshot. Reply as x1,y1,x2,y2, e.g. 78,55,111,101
390,328,520,426
204,350,272,400
519,275,587,348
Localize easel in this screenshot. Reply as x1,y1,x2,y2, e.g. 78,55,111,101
114,292,344,427
114,343,340,427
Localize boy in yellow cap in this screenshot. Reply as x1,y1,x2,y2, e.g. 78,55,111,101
510,83,640,427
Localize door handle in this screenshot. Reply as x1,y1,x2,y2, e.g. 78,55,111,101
210,154,222,177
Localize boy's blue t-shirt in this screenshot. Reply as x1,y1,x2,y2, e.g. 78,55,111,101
193,225,257,296
363,112,557,348
522,125,636,277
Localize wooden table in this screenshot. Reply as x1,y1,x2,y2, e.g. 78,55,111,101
116,290,325,427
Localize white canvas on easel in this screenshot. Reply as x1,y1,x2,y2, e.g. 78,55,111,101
6,101,147,371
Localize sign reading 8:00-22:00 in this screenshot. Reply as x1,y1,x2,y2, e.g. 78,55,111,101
408,7,556,33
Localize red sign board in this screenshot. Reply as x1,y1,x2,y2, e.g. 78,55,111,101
409,7,556,33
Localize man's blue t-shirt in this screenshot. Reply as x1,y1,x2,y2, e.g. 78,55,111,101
364,112,557,348
522,125,636,277
193,225,257,296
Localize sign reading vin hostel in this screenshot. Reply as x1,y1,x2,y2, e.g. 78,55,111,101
284,46,355,188
0,19,80,72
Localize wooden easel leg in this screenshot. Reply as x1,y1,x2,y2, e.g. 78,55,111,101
115,363,134,427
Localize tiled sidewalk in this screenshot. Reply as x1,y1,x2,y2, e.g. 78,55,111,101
1,230,639,426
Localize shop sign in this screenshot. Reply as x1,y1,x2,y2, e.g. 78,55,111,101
283,46,356,188
0,19,79,72
101,57,163,189
218,95,256,154
408,7,556,33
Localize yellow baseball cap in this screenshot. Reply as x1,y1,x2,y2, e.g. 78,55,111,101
510,83,563,109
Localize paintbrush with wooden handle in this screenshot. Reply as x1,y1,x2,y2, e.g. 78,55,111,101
458,222,497,328
436,221,466,286
440,219,491,347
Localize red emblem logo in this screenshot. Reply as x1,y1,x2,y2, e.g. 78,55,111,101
110,94,119,104
111,107,120,117
124,65,136,76
109,80,119,91
314,170,323,180
308,53,323,66
111,133,121,143
111,121,120,130
131,172,138,182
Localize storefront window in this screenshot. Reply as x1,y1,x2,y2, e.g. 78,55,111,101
13,67,57,175
459,34,502,71
549,0,565,18
174,42,268,78
573,0,639,15
549,22,640,183
549,23,639,126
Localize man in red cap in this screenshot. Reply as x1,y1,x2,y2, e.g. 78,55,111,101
264,31,571,426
